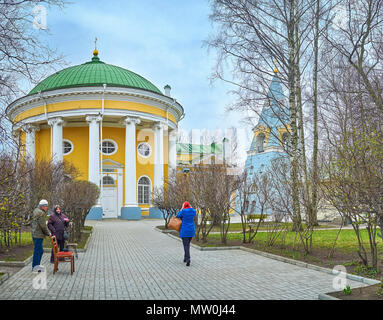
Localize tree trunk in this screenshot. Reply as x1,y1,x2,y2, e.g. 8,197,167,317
289,0,302,232
310,0,320,227
295,13,312,229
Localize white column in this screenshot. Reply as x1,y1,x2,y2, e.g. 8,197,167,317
124,116,141,207
86,115,102,187
168,128,177,178
24,124,40,162
153,121,165,191
48,117,64,163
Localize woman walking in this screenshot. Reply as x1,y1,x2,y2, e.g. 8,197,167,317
176,201,196,266
47,205,69,263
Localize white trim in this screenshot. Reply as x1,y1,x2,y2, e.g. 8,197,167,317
102,158,124,168
63,139,74,156
100,139,118,156
12,109,177,131
137,142,152,158
137,175,152,205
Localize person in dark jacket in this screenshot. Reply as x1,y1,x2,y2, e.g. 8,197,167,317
31,199,52,272
176,201,197,266
47,205,69,263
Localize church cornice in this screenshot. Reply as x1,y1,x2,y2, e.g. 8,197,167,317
6,86,184,124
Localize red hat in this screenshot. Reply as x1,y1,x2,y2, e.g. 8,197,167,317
183,201,191,208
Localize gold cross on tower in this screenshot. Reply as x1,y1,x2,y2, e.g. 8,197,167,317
273,58,278,73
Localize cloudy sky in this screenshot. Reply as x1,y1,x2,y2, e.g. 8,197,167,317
31,0,252,165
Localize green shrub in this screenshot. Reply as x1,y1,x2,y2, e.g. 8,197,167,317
343,285,351,295
354,265,378,278
246,214,267,222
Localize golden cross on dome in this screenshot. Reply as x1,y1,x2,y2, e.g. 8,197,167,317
93,37,99,56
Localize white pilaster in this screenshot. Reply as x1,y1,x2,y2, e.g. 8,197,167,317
47,117,64,163
24,124,40,162
153,122,165,191
168,128,177,177
86,115,102,187
124,116,141,207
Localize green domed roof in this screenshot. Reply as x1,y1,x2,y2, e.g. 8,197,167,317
28,54,162,95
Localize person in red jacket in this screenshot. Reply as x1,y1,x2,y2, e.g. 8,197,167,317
176,201,197,266
47,205,69,263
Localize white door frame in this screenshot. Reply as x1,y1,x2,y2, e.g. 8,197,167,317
102,159,124,219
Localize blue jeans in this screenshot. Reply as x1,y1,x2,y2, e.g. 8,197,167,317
182,237,192,262
32,238,44,269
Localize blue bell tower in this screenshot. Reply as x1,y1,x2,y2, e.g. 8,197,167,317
244,65,291,213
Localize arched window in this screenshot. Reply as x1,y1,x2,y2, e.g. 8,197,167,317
282,132,290,152
138,176,151,204
256,133,266,153
103,176,115,186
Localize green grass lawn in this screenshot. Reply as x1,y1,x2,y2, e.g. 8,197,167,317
208,222,332,233
206,228,383,252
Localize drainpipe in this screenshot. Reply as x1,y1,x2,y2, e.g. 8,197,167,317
100,84,107,207
39,91,51,158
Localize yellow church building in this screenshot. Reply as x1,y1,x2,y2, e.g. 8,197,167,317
6,49,184,220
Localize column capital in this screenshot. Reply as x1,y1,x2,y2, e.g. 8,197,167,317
123,116,141,126
23,123,40,133
47,117,64,127
85,114,103,123
153,121,167,131
169,128,178,139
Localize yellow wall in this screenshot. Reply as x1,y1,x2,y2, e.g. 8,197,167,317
35,128,50,162
101,127,125,165
63,127,89,180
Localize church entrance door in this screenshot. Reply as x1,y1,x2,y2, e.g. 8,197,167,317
102,187,117,218
101,173,118,218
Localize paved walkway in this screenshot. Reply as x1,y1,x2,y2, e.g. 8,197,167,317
0,219,368,300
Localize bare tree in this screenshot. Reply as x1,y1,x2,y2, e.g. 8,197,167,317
319,52,383,270
152,171,189,229
206,0,333,232
0,0,66,103
60,179,99,243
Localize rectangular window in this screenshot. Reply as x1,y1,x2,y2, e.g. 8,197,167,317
138,186,143,204
144,186,149,204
